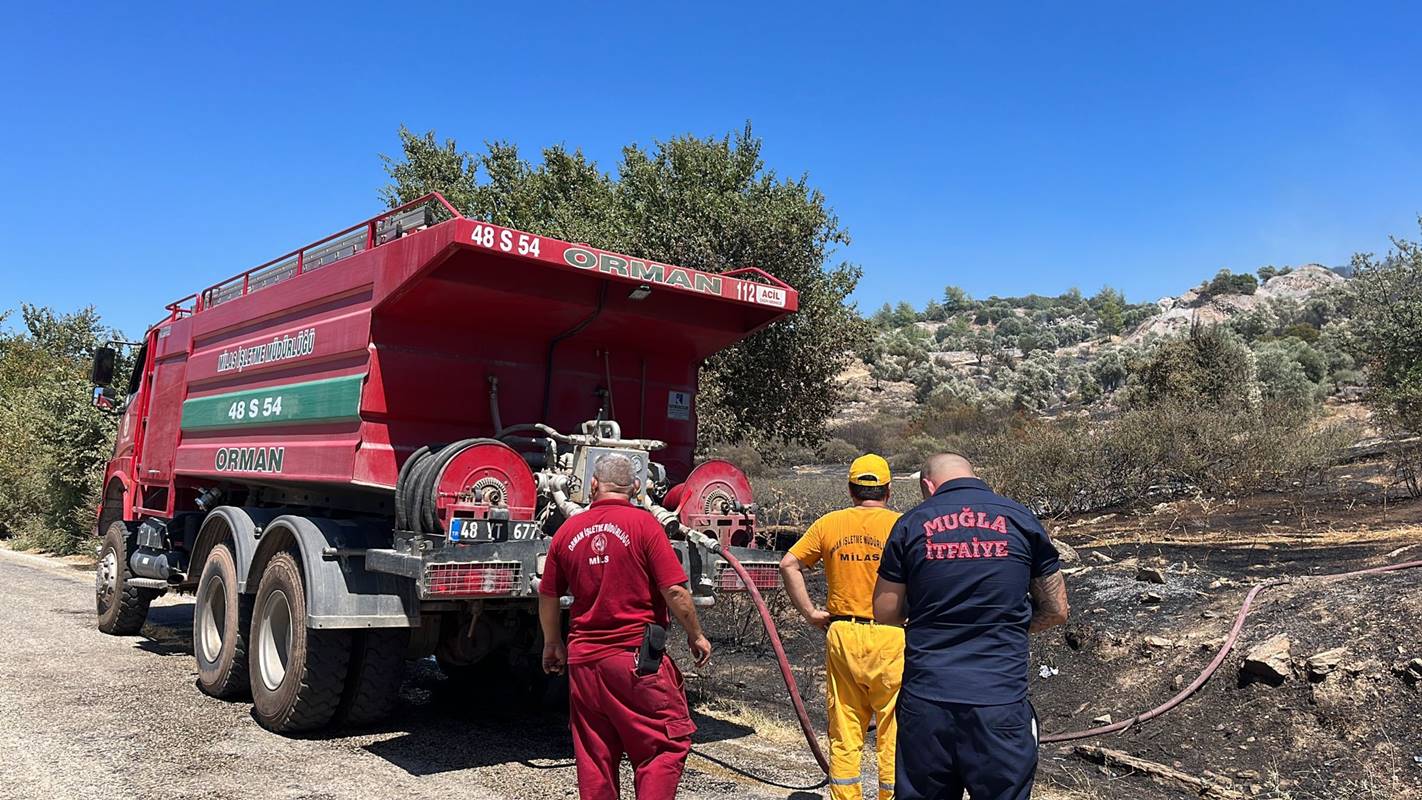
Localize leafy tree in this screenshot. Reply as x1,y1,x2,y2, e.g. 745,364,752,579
1254,339,1323,408
921,299,947,322
890,301,919,328
1053,318,1094,346
0,306,128,552
1091,348,1130,392
1130,324,1258,410
995,316,1026,338
1092,287,1126,335
1280,323,1320,343
967,329,995,366
1257,265,1292,282
1345,227,1422,434
1011,351,1060,412
942,285,972,315
867,327,933,382
1196,269,1259,303
381,124,864,448
978,304,1014,324
1121,304,1157,330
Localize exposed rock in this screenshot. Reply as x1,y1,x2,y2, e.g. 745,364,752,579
1242,635,1292,685
1145,636,1176,649
1140,592,1164,604
1092,713,1113,725
1172,674,1186,690
1125,265,1344,343
1053,540,1080,564
1201,610,1221,619
1305,647,1348,680
1136,566,1168,584
1394,658,1422,685
1088,551,1114,565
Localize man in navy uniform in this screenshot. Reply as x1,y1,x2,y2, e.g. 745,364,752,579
872,453,1070,800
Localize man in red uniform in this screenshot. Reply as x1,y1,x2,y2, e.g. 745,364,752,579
539,453,713,800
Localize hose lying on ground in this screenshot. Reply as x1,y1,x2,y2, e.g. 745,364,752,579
1039,556,1422,743
717,547,832,775
722,539,1422,767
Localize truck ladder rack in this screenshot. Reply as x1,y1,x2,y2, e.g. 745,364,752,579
163,193,463,320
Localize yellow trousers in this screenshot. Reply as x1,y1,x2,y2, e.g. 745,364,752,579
826,620,904,800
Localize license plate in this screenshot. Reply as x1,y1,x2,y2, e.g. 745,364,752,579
448,518,540,543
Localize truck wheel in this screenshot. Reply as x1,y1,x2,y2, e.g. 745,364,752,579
96,521,158,635
336,629,408,727
194,544,251,698
249,551,351,733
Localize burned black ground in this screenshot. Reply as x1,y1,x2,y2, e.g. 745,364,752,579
691,463,1422,799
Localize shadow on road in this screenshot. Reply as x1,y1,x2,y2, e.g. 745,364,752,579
123,599,764,780
359,662,757,776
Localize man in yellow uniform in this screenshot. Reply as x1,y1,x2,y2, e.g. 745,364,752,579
780,454,905,800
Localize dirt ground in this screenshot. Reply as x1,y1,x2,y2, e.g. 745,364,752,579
3,459,1419,800
691,459,1422,799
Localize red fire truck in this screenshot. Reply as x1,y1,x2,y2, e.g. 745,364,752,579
89,194,790,733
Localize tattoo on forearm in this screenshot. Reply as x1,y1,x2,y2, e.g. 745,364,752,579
1031,571,1068,616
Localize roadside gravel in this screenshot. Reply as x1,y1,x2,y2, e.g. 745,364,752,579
0,547,829,800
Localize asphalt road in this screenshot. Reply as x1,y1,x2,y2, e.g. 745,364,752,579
0,547,830,800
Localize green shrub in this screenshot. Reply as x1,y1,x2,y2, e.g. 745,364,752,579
1129,325,1258,410
968,403,1354,515
1346,228,1422,435
704,442,769,477
817,437,861,465
1196,269,1259,303
889,435,944,471
0,306,128,553
830,414,908,455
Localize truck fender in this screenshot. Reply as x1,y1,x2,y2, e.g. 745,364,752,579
250,514,417,630
189,507,283,592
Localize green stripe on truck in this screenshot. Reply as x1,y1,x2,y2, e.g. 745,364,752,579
181,374,364,431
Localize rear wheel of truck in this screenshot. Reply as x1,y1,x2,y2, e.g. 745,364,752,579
96,521,159,635
249,550,351,733
335,629,408,727
194,544,251,699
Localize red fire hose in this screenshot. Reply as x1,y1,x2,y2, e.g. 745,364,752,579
719,548,832,774
721,541,1422,766
1041,556,1422,743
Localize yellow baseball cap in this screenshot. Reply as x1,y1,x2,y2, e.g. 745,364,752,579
848,454,891,487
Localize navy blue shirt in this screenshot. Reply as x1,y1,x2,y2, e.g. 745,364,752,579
878,477,1060,706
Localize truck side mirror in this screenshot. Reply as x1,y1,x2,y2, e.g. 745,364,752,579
91,346,117,387
92,386,120,412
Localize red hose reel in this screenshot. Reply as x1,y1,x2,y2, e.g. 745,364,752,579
663,459,757,548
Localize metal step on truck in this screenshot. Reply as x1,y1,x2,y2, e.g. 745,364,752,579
88,194,793,733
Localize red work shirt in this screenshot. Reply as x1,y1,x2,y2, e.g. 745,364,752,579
539,498,690,665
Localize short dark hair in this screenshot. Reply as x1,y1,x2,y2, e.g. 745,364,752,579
849,483,888,502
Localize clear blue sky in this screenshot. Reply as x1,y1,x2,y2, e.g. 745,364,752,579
3,2,1419,336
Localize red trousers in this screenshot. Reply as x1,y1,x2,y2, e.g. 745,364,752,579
568,651,697,800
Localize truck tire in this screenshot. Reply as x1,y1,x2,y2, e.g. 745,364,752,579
96,521,159,635
194,544,251,698
249,551,351,733
336,629,408,727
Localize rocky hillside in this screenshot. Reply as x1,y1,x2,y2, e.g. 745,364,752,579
847,263,1356,422
1127,265,1345,342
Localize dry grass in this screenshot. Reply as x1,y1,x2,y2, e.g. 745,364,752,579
693,697,819,749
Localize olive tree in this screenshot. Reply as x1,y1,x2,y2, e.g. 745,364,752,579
1345,226,1422,494
380,124,865,448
